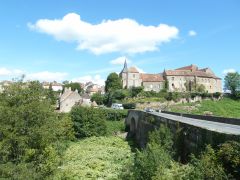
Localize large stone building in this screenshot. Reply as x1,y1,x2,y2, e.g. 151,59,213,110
120,61,165,92
119,61,222,93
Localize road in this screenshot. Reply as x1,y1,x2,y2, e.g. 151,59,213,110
150,112,240,135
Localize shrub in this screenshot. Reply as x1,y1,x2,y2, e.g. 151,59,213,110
213,92,222,99
54,136,133,179
70,107,107,138
130,86,144,97
165,92,180,102
218,141,240,178
189,145,227,179
99,108,128,121
106,121,125,136
91,92,104,105
123,103,136,109
133,125,174,180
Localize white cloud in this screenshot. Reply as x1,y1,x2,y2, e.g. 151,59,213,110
26,71,68,82
29,13,179,54
188,30,197,36
223,68,236,75
110,56,131,65
0,67,24,76
71,74,105,85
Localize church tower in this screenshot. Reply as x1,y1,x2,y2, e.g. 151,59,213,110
119,59,128,88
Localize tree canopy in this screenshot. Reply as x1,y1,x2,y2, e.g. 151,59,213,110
64,82,83,93
224,72,240,97
105,73,122,92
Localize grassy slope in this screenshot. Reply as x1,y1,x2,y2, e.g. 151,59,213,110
53,136,133,179
170,98,240,118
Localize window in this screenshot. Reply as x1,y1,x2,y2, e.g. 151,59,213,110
133,74,135,78
172,77,175,81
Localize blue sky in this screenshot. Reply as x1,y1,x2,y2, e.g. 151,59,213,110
0,0,239,84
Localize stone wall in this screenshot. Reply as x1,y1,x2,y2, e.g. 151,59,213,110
126,110,240,162
162,111,240,126
142,81,164,92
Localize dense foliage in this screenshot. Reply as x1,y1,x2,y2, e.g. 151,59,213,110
105,72,122,92
54,136,133,179
0,81,74,179
90,92,104,105
64,82,82,93
130,125,233,180
71,106,107,138
224,72,240,98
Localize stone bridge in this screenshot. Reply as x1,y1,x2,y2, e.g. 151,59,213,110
125,110,240,161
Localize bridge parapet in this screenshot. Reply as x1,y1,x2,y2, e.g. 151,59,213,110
125,110,240,161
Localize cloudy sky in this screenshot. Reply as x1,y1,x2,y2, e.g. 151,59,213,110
0,0,239,85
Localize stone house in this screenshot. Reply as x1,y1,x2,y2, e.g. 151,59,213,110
119,60,165,92
120,61,222,93
59,87,81,113
42,81,63,92
164,64,222,93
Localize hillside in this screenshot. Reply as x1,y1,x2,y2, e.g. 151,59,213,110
169,98,240,118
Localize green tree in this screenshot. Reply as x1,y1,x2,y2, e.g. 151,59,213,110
64,82,82,93
133,125,174,180
46,83,57,105
113,89,129,100
91,92,104,105
188,145,227,180
130,86,144,97
224,72,240,97
105,73,122,92
0,81,74,179
218,141,240,179
70,107,107,138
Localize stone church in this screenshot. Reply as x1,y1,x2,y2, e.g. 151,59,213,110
119,61,222,93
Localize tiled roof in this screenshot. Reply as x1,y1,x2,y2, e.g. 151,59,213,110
164,65,221,79
128,67,139,73
175,64,198,71
141,73,165,82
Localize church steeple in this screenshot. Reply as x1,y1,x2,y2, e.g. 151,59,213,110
121,58,128,73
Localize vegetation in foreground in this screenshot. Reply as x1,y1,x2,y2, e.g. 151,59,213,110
130,125,240,180
54,136,133,179
169,97,240,118
1,80,240,179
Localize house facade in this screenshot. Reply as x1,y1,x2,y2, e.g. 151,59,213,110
120,61,222,93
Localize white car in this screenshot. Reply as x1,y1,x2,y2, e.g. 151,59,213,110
111,103,124,110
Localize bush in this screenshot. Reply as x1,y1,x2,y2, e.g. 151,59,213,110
54,136,133,179
133,125,174,180
189,145,227,179
91,92,104,105
165,92,181,102
0,81,74,179
70,107,107,138
123,103,136,109
106,121,125,136
213,92,222,99
218,141,240,178
130,86,144,97
99,108,128,121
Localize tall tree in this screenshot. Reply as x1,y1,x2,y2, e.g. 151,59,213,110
105,73,122,92
224,72,240,96
0,81,74,178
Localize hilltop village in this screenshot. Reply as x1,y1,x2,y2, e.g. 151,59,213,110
0,62,223,113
